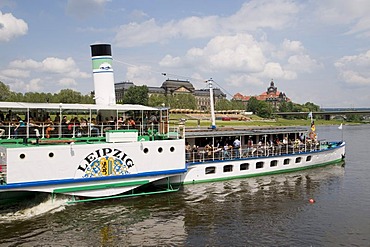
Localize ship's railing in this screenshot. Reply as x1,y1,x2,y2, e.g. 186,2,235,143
185,142,329,163
0,121,168,140
0,164,6,185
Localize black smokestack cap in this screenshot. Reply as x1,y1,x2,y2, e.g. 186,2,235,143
91,44,112,57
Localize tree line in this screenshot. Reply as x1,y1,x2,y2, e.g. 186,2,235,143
0,81,94,104
0,81,321,119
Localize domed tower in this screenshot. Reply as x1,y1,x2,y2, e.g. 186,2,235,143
267,79,277,94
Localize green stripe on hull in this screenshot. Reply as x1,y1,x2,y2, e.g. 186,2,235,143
183,158,344,185
53,180,150,194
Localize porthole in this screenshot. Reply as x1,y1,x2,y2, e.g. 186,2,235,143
143,148,149,154
49,152,54,158
270,160,278,167
205,166,216,174
20,153,25,159
170,146,175,152
158,147,163,153
256,161,264,169
284,159,290,165
240,163,250,171
223,165,233,172
295,157,302,163
306,155,312,162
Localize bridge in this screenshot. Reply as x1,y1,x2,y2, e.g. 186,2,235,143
275,108,370,120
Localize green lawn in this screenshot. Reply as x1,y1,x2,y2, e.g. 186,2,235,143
169,114,351,128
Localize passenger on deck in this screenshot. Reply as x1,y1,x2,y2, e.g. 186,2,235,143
128,118,136,128
89,118,100,136
223,143,230,159
117,117,124,129
185,142,192,161
205,143,212,158
233,138,241,158
192,145,199,161
14,119,26,138
0,121,5,137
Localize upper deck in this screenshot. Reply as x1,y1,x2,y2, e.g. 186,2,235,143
0,101,178,148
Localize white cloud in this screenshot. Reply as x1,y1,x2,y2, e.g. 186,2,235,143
126,65,157,85
160,34,268,73
315,0,370,36
0,56,91,93
41,57,90,78
26,78,43,92
335,50,370,86
226,0,300,31
0,11,28,42
262,62,297,80
114,0,300,47
0,69,30,78
66,0,110,19
159,33,320,89
9,59,41,69
282,39,304,53
59,78,77,87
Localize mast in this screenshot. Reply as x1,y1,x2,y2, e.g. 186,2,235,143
207,79,216,129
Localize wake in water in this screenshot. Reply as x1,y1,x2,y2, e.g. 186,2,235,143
0,195,69,223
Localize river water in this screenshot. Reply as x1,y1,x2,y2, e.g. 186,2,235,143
0,125,369,246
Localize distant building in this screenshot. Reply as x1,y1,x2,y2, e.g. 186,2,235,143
115,79,226,110
233,80,290,109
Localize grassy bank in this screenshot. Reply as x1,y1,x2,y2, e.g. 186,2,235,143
169,114,355,128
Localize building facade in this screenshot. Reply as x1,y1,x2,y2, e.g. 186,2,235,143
115,79,226,110
233,80,290,109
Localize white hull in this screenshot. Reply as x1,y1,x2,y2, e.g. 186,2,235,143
0,139,186,199
168,142,345,185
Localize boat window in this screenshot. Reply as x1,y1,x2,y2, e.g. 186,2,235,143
170,147,175,152
20,153,25,159
284,159,290,165
223,165,233,173
205,166,216,174
295,157,302,163
270,160,278,167
256,161,264,169
158,147,163,153
306,155,312,162
49,152,54,158
143,148,149,154
240,163,249,171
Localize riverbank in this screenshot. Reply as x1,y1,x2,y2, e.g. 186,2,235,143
169,113,362,128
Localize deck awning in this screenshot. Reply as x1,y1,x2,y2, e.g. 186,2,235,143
0,102,159,111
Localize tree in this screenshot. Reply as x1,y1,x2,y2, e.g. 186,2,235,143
215,99,231,110
0,81,12,101
148,94,166,107
167,94,197,109
230,99,245,110
303,102,320,112
122,85,149,105
55,89,85,103
246,97,259,114
256,101,274,118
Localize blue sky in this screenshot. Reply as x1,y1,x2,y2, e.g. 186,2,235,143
1,0,370,107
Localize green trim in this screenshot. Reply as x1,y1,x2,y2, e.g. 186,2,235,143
67,187,180,204
53,180,149,194
106,129,138,133
183,159,345,185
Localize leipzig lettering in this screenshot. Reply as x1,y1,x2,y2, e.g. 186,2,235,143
77,148,134,172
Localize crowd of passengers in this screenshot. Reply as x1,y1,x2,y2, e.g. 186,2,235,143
185,135,319,162
0,110,159,139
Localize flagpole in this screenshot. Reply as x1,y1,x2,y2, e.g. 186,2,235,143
339,123,343,141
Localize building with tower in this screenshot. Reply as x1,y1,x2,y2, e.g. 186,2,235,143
233,80,290,109
115,79,226,110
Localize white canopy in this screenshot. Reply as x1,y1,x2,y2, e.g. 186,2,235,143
0,102,159,111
